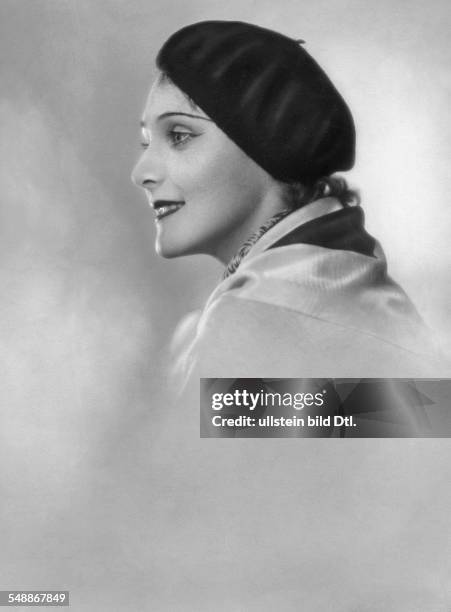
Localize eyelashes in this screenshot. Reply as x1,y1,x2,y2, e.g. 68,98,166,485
140,128,197,150
168,129,193,147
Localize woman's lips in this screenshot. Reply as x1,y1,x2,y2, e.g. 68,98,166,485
153,200,185,220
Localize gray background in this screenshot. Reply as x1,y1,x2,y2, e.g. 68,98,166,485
1,1,450,610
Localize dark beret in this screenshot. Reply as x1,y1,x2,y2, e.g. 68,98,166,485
157,20,355,183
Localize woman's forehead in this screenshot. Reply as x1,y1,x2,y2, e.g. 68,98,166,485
142,78,208,125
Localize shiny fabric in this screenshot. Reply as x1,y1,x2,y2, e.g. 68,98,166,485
170,197,442,389
269,204,376,257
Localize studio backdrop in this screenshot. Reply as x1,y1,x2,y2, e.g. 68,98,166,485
0,1,450,610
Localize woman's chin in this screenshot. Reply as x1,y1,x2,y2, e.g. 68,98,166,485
155,239,194,259
155,242,180,259
155,240,219,261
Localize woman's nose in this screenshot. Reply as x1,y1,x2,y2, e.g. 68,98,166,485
131,147,164,189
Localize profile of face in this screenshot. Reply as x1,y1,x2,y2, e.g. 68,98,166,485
132,76,284,263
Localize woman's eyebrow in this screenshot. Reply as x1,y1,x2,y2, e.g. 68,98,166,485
140,112,212,126
159,111,213,121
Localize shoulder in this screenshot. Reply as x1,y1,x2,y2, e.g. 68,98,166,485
176,243,444,379
192,292,442,378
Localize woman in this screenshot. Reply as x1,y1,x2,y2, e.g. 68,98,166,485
129,22,449,608
132,20,441,393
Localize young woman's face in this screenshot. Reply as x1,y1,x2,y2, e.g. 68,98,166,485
132,77,281,262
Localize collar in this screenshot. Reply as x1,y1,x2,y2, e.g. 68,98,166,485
268,202,376,258
242,197,344,260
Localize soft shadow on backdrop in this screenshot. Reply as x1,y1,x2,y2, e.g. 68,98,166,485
1,1,450,610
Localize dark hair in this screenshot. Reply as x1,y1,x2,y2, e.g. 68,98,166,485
282,176,360,210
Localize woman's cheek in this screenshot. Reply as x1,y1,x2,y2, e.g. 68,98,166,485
167,158,205,194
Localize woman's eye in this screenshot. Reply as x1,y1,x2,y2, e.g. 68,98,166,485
140,142,150,149
169,130,193,147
